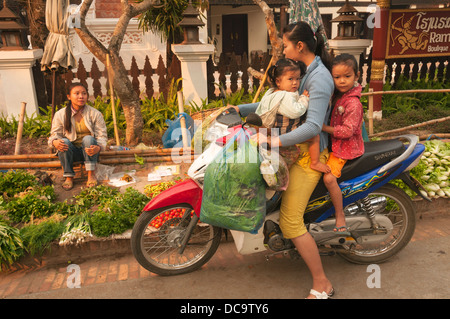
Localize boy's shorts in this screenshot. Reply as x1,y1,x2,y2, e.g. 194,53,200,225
327,152,347,178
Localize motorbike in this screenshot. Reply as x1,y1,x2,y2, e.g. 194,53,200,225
131,107,430,276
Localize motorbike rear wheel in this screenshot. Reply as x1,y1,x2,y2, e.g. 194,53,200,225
338,183,416,264
131,204,222,276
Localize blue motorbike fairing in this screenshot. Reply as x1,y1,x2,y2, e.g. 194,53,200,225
307,143,425,223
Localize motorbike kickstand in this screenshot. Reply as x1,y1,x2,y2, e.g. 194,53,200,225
178,214,199,254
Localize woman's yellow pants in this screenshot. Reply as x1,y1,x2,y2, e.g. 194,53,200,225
279,143,329,239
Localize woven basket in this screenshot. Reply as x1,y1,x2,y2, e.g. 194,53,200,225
190,108,220,121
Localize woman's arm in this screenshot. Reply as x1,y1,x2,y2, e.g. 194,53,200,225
48,109,66,148
236,102,259,117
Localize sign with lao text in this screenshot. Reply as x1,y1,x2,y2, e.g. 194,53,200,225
386,9,450,59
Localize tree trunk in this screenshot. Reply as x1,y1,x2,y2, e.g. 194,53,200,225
108,52,144,146
74,0,159,146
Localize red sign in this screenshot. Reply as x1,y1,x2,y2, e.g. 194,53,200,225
386,9,450,58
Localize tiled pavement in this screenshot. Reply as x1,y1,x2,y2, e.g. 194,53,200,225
0,236,267,298
1,212,449,298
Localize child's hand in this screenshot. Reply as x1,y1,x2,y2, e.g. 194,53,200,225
302,90,309,98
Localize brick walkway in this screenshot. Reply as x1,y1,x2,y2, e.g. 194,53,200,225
1,213,449,298
0,238,268,298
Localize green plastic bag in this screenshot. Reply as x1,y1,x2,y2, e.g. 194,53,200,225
200,129,266,234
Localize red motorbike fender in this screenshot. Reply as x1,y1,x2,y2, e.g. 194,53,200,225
142,179,203,217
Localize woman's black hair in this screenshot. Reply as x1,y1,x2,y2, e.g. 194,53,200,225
283,21,332,71
64,82,88,133
331,53,359,76
267,58,306,87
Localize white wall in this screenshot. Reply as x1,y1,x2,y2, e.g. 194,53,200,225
209,5,268,58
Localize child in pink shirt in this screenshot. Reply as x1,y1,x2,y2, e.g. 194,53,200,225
322,54,365,235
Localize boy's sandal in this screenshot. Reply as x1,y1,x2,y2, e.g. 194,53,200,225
62,179,73,191
333,226,351,236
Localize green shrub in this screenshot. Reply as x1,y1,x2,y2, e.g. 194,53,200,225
0,106,52,139
380,75,449,116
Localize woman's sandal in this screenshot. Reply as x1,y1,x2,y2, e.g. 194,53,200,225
86,180,98,188
62,179,73,191
308,287,335,299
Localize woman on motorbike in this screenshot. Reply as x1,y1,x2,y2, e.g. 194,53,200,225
235,21,335,299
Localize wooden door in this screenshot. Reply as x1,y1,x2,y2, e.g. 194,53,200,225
222,14,248,57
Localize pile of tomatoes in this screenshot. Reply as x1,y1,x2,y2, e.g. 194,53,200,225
149,208,195,229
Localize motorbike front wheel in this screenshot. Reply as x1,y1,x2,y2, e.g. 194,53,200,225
131,204,222,276
338,183,416,264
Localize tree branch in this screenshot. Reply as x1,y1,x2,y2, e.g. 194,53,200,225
108,0,134,52
130,0,163,16
74,0,108,63
75,0,161,63
252,0,283,60
248,0,284,80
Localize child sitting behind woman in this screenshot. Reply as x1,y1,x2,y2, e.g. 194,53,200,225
255,58,330,173
322,53,365,235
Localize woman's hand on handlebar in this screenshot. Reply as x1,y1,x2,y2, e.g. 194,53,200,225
251,132,281,148
228,105,239,114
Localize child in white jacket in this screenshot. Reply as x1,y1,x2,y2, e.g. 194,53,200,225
255,58,330,173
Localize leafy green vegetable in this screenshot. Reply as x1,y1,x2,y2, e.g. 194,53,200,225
135,154,145,165
4,186,58,223
201,137,266,233
393,140,450,199
0,170,38,197
89,187,148,237
0,221,24,269
20,220,65,256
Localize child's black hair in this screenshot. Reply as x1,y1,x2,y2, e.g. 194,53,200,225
331,53,359,76
267,58,306,88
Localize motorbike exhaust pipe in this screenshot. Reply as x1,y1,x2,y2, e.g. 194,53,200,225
344,196,387,215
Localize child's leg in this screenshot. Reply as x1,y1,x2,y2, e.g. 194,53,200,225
323,172,346,230
308,135,331,173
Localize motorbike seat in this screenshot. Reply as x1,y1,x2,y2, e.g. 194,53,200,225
339,139,405,181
